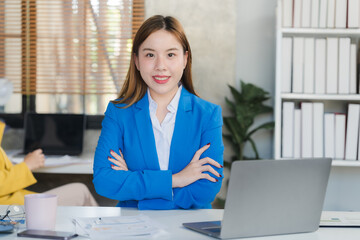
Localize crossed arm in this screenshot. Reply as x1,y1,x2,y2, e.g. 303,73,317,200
109,143,222,188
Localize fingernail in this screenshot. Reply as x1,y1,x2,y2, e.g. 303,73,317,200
119,148,122,152
219,174,222,177
108,156,111,160
220,165,223,168
111,164,114,167
207,143,210,145
110,150,114,154
216,179,218,182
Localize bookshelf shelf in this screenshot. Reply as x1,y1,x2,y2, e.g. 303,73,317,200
282,28,360,37
281,93,360,101
277,159,360,167
332,160,360,167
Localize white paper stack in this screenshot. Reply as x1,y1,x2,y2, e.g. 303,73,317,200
282,37,293,93
74,215,162,238
348,0,360,28
282,0,293,27
293,0,302,28
335,114,346,160
324,113,335,158
338,38,351,94
311,0,320,28
302,0,311,27
313,103,324,157
345,104,360,160
326,38,338,94
301,102,313,157
350,43,357,94
319,0,328,28
294,109,302,158
315,38,326,94
293,38,305,93
327,0,336,28
282,102,295,158
304,38,315,93
335,0,347,28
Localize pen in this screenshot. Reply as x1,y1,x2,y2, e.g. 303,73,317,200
95,218,102,225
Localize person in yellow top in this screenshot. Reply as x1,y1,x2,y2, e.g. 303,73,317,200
0,121,98,206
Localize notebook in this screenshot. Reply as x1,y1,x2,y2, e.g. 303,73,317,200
21,113,85,156
183,158,332,239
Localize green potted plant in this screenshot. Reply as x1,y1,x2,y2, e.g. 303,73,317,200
223,80,275,165
213,81,274,208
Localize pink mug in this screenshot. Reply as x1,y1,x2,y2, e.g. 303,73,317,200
24,194,58,230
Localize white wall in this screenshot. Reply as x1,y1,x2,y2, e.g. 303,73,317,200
236,0,277,159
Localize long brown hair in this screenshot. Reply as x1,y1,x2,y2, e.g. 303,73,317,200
111,15,197,107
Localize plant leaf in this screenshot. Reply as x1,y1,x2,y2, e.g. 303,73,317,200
228,84,243,104
223,117,243,144
247,121,275,138
223,161,232,169
223,134,236,145
241,81,270,103
223,81,274,162
225,97,236,112
248,137,260,159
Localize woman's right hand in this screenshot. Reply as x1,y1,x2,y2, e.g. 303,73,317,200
108,149,128,171
24,149,45,171
172,143,222,188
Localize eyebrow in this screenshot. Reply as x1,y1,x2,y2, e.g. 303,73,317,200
142,47,180,52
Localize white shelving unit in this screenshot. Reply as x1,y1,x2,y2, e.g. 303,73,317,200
274,2,360,165
274,0,360,211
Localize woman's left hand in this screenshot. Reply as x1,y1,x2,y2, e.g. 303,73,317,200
108,149,128,171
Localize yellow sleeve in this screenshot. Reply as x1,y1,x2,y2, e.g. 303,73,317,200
0,121,4,145
0,148,37,197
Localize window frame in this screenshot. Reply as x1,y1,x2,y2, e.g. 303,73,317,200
0,113,104,129
0,0,144,129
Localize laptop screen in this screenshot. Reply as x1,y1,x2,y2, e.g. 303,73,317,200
23,113,85,155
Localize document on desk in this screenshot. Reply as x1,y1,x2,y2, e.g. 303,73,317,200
320,211,360,227
73,215,163,238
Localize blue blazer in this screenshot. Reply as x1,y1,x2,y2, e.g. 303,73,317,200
93,88,224,210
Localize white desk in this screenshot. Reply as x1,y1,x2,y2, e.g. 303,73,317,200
0,206,359,240
9,154,93,174
33,162,92,174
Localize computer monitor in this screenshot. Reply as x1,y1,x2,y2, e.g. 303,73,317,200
23,113,85,155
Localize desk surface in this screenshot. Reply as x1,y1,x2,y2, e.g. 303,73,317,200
0,206,359,240
33,162,92,174
9,154,93,174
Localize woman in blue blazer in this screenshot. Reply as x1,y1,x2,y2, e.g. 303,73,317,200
93,15,224,210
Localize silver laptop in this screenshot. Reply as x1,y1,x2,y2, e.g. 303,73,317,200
183,158,332,239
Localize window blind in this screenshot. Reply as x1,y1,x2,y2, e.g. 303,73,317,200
0,0,144,95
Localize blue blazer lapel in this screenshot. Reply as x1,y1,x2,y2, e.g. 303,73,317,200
134,92,160,170
169,88,193,171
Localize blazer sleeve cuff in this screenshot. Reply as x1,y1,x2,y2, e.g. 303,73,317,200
143,170,173,200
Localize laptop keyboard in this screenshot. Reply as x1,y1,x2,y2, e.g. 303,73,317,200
203,227,221,233
201,221,221,232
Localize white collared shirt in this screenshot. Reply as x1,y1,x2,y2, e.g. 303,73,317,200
148,86,182,170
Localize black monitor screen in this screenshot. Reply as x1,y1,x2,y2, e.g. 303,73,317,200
23,113,85,155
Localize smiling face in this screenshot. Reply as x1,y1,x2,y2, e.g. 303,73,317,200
134,29,188,101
